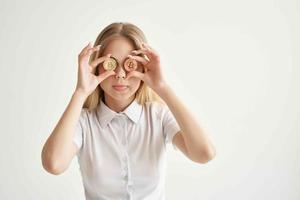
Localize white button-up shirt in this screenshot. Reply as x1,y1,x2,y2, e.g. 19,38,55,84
73,99,180,200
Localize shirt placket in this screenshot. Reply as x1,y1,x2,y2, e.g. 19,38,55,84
117,114,133,200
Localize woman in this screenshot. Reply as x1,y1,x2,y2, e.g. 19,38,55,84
41,22,216,200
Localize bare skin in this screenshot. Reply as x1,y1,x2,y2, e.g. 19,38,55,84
41,37,216,176
41,42,116,175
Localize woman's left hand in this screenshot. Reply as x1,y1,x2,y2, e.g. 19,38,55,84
125,42,167,92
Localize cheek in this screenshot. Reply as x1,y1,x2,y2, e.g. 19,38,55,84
129,78,141,89
100,77,113,90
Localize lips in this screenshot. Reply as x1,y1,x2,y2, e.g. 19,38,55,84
113,84,128,87
113,85,129,92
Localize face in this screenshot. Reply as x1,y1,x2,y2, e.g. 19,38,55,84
97,36,144,103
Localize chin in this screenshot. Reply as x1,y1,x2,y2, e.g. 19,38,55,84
101,84,140,102
108,90,134,101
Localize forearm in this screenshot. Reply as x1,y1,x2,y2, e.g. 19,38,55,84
156,83,216,162
41,90,87,170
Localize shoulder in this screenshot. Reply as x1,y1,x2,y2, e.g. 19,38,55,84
78,107,93,124
143,101,169,120
81,106,97,117
76,107,97,133
80,108,89,118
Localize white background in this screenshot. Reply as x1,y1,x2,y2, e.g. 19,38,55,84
0,0,299,199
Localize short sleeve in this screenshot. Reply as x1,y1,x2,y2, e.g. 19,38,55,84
72,109,86,151
162,105,181,151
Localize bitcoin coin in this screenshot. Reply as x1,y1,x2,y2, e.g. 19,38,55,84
103,57,117,71
124,58,138,71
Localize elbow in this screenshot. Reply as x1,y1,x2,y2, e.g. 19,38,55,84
42,162,64,175
199,153,216,164
192,148,216,164
41,149,65,175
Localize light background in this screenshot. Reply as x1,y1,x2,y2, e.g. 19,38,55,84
0,0,299,199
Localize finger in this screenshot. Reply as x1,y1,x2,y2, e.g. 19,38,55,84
141,42,154,49
141,43,159,58
90,53,111,68
131,49,148,55
80,42,92,55
85,44,101,57
127,55,149,66
97,70,116,83
132,47,156,60
141,42,151,51
131,49,152,60
125,70,145,81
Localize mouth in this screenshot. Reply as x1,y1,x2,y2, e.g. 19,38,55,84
113,85,129,92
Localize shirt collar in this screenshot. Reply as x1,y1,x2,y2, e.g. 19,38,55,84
96,98,143,128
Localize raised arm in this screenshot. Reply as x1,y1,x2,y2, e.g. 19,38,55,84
126,42,216,164
41,42,116,175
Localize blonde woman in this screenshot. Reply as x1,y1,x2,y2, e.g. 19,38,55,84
41,22,216,200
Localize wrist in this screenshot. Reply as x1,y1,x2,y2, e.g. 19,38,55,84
73,90,89,101
153,81,170,97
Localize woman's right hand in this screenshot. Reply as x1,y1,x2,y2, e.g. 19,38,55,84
75,42,116,97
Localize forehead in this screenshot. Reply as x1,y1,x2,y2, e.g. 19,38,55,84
102,36,135,59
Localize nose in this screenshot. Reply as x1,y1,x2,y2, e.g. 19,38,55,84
115,66,126,79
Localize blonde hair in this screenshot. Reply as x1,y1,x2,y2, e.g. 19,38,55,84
83,22,165,111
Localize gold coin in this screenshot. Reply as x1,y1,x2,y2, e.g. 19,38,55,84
124,58,138,72
103,57,117,71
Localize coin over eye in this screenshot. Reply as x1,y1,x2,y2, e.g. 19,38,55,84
124,58,138,72
103,57,117,71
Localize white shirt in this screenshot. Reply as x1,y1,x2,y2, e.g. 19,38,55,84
73,99,180,200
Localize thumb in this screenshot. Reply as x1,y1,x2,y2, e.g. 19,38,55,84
126,71,145,81
97,70,116,83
